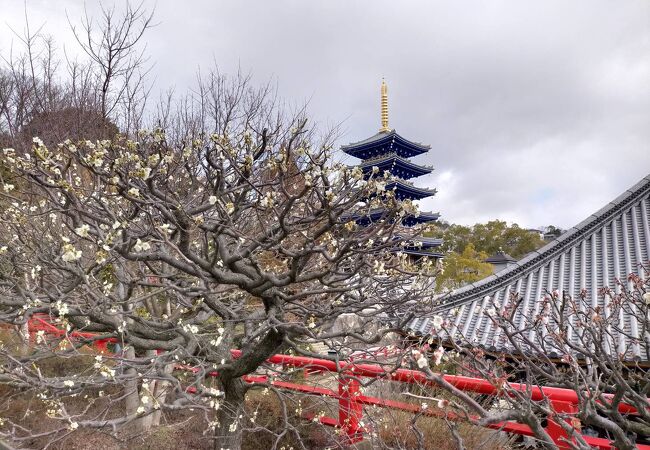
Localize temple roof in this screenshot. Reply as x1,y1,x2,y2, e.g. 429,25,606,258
341,130,430,160
402,211,441,226
416,236,444,247
387,180,437,201
401,236,444,249
403,236,444,258
353,208,440,227
407,173,650,363
485,251,517,264
359,155,433,180
404,249,445,258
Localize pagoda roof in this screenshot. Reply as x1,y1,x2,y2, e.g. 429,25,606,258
403,236,444,258
360,154,433,180
387,180,437,201
353,208,440,226
414,236,444,246
404,249,445,258
342,130,430,160
402,211,440,226
396,235,443,248
484,251,517,264
406,172,650,363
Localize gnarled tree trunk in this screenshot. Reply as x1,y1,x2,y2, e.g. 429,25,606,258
214,377,247,450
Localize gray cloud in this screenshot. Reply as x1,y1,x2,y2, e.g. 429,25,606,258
1,0,648,228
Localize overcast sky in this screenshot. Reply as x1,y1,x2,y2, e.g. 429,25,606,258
2,1,649,229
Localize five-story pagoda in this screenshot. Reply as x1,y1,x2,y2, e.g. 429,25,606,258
342,80,442,259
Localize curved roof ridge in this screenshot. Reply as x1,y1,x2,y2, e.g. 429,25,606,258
341,129,430,151
435,173,650,311
388,180,438,193
391,132,431,151
341,131,391,149
359,154,434,171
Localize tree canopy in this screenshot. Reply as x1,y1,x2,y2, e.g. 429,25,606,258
428,219,546,259
0,80,436,449
434,243,493,292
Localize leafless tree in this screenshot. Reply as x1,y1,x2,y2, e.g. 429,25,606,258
406,268,650,450
68,2,154,132
0,67,438,449
0,2,152,150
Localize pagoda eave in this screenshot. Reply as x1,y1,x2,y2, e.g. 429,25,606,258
342,130,429,160
403,249,444,258
388,182,437,201
360,155,433,180
402,212,440,226
347,208,439,227
411,237,443,248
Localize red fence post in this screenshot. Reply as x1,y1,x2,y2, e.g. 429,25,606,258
546,400,579,449
95,339,108,353
338,374,363,443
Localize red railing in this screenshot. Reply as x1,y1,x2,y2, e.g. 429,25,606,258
28,315,116,352
229,350,649,449
25,316,650,449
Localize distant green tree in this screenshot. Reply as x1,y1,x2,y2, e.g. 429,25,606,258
427,220,545,259
544,225,563,239
435,243,494,292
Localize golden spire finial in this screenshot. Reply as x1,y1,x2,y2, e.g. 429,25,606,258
380,78,390,132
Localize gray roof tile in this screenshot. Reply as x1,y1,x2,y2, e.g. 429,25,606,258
407,173,650,362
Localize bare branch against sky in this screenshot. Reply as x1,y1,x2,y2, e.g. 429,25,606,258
1,0,648,228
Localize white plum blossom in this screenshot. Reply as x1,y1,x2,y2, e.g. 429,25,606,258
412,350,428,369
74,224,90,237
432,346,445,365
431,315,444,331
350,166,364,180
63,380,75,387
100,367,116,378
485,307,497,317
62,244,82,262
133,239,150,252
128,187,140,197
643,292,650,305
56,301,70,317
208,195,217,205
259,192,274,207
182,323,199,334
3,184,15,192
